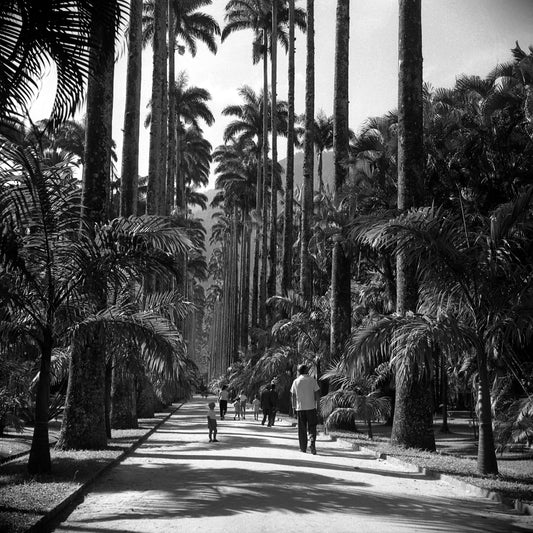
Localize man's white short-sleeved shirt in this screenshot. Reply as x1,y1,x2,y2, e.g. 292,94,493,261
219,390,229,401
290,374,319,411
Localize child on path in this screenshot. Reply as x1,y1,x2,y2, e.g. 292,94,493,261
207,402,218,442
239,391,248,419
252,395,261,420
233,398,241,420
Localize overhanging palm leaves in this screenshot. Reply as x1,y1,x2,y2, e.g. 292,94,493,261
0,1,128,126
0,140,196,473
345,190,533,474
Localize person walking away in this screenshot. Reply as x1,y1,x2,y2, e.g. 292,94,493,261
290,364,320,454
207,402,218,442
233,397,241,420
252,395,261,420
260,385,272,425
239,390,248,419
219,385,229,420
268,382,278,427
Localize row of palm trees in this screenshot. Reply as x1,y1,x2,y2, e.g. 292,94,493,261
2,0,533,480
207,1,533,477
0,0,223,474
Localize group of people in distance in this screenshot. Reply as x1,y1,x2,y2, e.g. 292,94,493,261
206,364,320,454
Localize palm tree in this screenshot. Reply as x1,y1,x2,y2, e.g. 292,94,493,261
330,0,351,372
300,0,314,303
281,0,296,296
63,3,119,452
268,0,279,298
179,125,213,201
392,0,435,453
350,112,398,210
0,141,193,473
349,190,533,474
320,373,391,439
172,74,214,211
57,212,194,451
312,111,334,191
510,42,533,128
167,0,220,214
144,0,168,215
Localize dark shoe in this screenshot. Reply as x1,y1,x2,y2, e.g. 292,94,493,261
310,444,316,455
300,449,306,453
213,438,219,442
209,438,212,442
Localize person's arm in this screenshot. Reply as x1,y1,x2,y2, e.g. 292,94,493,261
314,384,321,405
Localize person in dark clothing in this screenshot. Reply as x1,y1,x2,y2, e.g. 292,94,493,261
260,384,272,425
218,385,229,419
268,382,278,427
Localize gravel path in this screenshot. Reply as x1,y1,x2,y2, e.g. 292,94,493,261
53,397,533,533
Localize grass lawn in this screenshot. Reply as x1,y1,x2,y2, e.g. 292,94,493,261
0,410,174,533
329,414,533,505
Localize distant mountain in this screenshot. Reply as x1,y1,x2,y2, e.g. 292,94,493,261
192,150,334,263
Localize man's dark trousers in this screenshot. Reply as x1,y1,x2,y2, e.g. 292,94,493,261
296,409,317,452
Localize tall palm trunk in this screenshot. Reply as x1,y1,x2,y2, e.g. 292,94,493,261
115,0,143,433
147,0,167,214
240,213,251,351
175,127,185,211
231,209,240,361
259,29,269,327
167,0,176,214
268,0,278,298
330,0,351,366
281,0,295,296
58,17,115,451
159,44,169,215
27,331,53,473
317,149,324,192
439,351,450,433
476,344,498,474
391,0,435,452
300,0,314,303
252,140,262,329
120,0,142,217
59,321,108,449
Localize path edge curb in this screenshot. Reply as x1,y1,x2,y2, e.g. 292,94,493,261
26,402,185,533
334,437,533,516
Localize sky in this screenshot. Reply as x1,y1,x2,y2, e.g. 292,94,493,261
31,0,533,189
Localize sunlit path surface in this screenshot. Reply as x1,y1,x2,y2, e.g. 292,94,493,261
54,397,533,533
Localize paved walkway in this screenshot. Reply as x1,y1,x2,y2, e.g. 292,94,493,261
54,397,533,533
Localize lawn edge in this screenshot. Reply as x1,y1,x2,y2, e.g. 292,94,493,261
333,436,533,517
25,402,184,533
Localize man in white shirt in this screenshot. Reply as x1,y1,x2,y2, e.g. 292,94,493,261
290,364,320,454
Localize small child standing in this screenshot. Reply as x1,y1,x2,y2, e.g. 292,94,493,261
252,395,261,420
239,391,248,419
207,401,218,442
233,397,241,420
